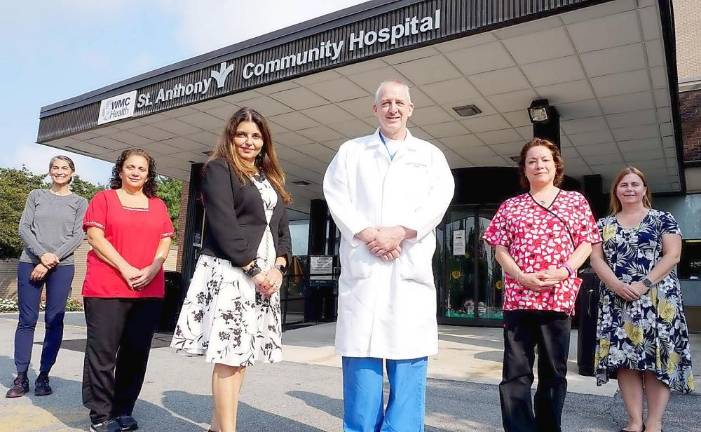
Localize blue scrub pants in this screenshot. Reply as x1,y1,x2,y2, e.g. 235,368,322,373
14,262,74,374
342,356,428,432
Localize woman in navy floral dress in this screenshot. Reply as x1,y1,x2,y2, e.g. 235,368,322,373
591,167,693,432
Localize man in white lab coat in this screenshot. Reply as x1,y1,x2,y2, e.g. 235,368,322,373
323,81,454,431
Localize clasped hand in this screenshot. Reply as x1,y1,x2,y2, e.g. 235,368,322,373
31,253,61,281
253,268,283,297
356,227,405,261
120,262,161,290
612,280,647,302
518,265,569,291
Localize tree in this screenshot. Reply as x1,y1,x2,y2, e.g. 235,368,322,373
156,176,183,242
0,167,46,259
70,175,104,201
0,167,105,260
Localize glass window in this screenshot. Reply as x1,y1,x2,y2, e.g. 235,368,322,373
289,221,309,256
679,239,701,280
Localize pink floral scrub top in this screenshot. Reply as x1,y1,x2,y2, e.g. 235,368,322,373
483,190,601,314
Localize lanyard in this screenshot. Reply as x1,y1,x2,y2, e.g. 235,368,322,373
378,131,396,160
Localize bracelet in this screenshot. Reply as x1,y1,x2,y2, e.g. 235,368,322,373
561,263,575,278
243,262,262,278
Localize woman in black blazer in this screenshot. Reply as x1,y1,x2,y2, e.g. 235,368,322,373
171,107,292,432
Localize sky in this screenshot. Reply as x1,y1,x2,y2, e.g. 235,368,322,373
0,0,366,185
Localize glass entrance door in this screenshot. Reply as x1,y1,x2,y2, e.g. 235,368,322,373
439,207,503,322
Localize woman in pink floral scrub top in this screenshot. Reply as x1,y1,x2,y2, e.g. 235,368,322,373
483,138,601,432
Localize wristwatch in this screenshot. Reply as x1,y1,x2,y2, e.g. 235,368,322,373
641,277,653,288
275,263,288,275
243,262,262,278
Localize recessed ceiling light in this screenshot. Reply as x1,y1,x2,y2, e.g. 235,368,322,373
452,104,482,117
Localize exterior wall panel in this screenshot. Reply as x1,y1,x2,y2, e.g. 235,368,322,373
37,0,611,142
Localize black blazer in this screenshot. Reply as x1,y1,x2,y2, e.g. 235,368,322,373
200,158,291,268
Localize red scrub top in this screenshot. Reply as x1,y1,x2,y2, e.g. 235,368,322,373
82,189,175,298
483,190,601,314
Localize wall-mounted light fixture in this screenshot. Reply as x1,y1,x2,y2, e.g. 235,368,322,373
527,98,561,148
527,99,554,123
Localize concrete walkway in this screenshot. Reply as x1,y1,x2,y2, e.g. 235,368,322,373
0,312,699,431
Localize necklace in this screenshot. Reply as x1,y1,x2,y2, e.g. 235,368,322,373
530,187,560,207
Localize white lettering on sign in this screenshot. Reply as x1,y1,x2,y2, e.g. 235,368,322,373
132,9,442,111
97,90,138,125
349,9,440,51
243,9,441,80
137,77,213,109
154,78,212,104
242,40,345,79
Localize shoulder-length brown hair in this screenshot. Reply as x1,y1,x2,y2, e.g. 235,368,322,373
110,148,158,197
609,166,652,214
518,138,565,189
208,107,292,204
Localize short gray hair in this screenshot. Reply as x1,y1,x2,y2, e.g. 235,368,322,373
49,155,76,183
374,80,411,104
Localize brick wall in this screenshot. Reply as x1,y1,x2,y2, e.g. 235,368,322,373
680,89,701,162
0,241,178,300
674,0,701,82
175,179,190,272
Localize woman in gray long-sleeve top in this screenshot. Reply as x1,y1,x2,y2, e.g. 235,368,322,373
6,155,87,399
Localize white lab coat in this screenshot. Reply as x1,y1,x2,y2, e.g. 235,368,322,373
323,129,454,359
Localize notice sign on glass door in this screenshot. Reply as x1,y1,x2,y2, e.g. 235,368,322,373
453,230,466,256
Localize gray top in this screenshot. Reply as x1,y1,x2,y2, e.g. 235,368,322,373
19,189,88,266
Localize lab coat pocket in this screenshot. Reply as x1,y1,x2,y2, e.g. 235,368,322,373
399,160,430,198
340,242,373,280
399,235,436,285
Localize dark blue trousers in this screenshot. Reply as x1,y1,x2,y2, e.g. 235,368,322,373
14,262,74,374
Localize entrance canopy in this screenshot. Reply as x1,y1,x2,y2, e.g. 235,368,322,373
38,0,683,214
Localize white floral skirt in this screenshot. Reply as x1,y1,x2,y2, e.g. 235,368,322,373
170,254,282,366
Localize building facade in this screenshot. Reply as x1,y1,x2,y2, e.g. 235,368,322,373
35,0,701,329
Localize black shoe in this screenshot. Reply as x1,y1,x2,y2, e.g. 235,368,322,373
90,419,122,432
5,374,29,398
34,374,53,396
115,415,138,431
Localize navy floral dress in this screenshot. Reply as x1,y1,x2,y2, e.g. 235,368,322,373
595,209,694,392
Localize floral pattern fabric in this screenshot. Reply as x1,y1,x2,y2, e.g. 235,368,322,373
483,190,601,314
171,175,282,366
594,210,694,392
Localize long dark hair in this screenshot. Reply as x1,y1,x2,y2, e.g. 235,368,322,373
209,107,292,204
110,148,158,197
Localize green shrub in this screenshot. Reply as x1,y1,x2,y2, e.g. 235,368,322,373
0,298,17,312
0,297,84,312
